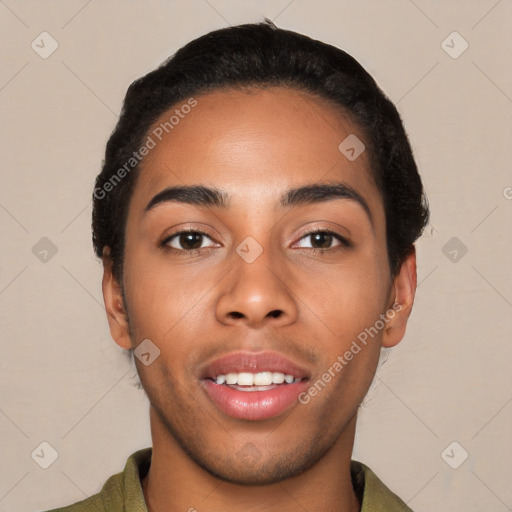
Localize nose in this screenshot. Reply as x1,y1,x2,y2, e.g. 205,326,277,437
215,245,299,329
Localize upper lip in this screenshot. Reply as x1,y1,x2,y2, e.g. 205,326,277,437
200,351,311,380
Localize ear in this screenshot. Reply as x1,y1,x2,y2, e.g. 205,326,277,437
101,248,132,350
381,247,417,348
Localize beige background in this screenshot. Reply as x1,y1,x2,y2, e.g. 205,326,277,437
1,1,511,511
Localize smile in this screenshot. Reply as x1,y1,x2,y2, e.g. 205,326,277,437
213,371,301,387
200,351,311,421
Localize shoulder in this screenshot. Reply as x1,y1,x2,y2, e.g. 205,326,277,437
351,460,414,512
41,448,152,512
41,471,125,512
42,493,106,512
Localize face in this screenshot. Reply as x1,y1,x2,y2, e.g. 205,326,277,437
103,87,415,485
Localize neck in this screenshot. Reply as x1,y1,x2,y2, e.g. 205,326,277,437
142,406,360,512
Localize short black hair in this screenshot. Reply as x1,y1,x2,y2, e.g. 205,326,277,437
92,20,429,281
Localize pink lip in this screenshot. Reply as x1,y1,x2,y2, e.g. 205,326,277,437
200,351,311,421
200,351,310,380
202,380,309,420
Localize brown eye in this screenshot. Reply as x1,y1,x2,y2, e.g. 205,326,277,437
310,232,334,249
178,232,203,250
295,230,349,250
164,231,215,251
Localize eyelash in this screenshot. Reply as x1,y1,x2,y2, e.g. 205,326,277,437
160,228,351,256
296,228,351,253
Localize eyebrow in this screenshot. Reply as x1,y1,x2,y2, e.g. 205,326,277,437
145,182,373,225
281,182,373,225
146,185,229,210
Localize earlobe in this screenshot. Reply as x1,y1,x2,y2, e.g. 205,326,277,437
101,248,132,350
382,247,417,348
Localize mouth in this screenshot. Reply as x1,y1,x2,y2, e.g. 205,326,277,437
213,371,302,389
199,351,311,421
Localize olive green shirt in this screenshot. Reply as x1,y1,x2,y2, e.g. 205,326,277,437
46,448,413,512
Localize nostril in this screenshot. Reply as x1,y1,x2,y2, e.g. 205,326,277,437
227,310,283,320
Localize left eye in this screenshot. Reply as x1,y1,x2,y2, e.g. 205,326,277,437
295,231,346,250
165,231,215,251
162,229,348,253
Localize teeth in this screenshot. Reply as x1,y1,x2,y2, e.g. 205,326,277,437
214,371,299,386
254,372,273,386
237,372,254,386
272,372,285,384
225,373,237,385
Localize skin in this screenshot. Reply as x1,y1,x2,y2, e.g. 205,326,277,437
102,87,417,512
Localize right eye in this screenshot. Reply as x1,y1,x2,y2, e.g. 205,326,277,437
162,230,218,253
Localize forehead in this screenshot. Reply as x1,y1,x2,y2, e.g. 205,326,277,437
130,87,382,215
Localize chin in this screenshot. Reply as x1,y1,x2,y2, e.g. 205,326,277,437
195,454,316,486
182,435,331,486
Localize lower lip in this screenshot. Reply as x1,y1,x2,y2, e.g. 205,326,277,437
202,379,309,421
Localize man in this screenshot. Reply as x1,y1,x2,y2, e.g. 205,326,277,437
49,20,429,512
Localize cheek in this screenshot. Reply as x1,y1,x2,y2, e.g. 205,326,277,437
303,254,391,344
122,247,213,348
300,260,387,411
